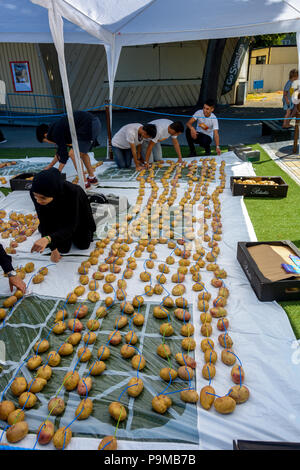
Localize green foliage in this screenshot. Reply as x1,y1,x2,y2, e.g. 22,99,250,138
250,33,288,48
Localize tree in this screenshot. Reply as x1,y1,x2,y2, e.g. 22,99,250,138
250,33,288,48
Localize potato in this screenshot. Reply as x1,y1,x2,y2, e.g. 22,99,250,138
210,307,227,318
53,427,72,449
89,280,99,291
120,344,136,359
25,262,34,273
47,351,61,367
125,331,138,345
67,293,77,304
199,385,216,410
201,323,212,337
79,275,89,285
180,390,199,403
36,365,52,381
96,306,108,319
27,377,47,394
75,398,93,420
133,313,144,326
89,361,106,376
64,371,80,391
181,323,194,337
3,295,17,308
178,365,194,381
98,436,117,450
175,297,188,308
153,284,163,295
162,296,174,308
86,319,100,331
218,333,233,348
114,315,128,329
108,330,122,346
52,321,67,334
201,338,214,352
131,354,146,371
228,385,250,404
37,420,55,445
172,284,186,296
67,333,82,347
88,291,100,303
77,377,93,396
202,363,216,381
77,347,92,362
6,421,28,443
127,377,144,397
214,396,236,414
58,342,74,356
231,364,245,384
27,355,42,370
120,302,134,315
68,318,83,332
157,343,171,359
7,409,25,426
160,367,178,381
181,337,196,351
174,308,191,322
204,349,218,364
0,308,7,321
92,272,104,281
0,400,15,420
83,331,97,345
97,345,110,361
48,397,65,416
160,323,174,337
33,273,44,284
34,339,49,354
108,402,127,422
152,395,172,414
132,295,144,308
74,304,89,319
175,353,196,369
11,377,27,397
197,300,209,312
18,392,37,409
153,306,169,319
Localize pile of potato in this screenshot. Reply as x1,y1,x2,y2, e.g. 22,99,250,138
0,210,39,255
0,158,249,449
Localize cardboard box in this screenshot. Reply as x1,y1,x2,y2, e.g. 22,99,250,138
230,176,288,197
10,172,66,191
237,240,300,301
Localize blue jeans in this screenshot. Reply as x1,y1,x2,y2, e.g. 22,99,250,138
113,146,133,168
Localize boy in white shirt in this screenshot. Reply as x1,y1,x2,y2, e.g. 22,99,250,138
186,99,221,157
112,123,157,170
141,119,184,166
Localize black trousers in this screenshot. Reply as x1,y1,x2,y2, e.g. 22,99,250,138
0,128,6,142
185,128,212,155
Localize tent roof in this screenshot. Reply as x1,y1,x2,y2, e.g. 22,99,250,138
31,0,300,47
0,0,101,43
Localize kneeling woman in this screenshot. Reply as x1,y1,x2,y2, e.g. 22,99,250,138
30,168,96,262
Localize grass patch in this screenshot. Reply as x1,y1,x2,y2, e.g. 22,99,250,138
246,144,300,338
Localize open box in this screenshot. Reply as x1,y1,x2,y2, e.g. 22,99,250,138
237,240,300,301
10,172,66,191
230,176,288,197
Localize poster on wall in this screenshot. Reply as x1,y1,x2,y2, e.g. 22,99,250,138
9,61,33,92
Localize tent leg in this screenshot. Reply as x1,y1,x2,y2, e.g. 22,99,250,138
105,100,114,160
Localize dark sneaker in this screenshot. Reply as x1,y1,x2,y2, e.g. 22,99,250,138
187,153,197,158
87,177,98,185
85,180,91,189
0,139,7,144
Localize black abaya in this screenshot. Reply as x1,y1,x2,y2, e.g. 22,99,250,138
30,168,96,253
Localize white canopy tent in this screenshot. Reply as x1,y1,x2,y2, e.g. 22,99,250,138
29,0,300,166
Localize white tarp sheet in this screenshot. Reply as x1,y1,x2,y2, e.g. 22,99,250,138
0,153,300,450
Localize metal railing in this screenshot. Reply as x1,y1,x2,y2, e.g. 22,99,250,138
0,92,66,125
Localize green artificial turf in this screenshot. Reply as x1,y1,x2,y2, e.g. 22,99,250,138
245,144,300,339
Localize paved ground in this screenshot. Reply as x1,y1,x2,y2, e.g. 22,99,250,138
0,92,290,152
262,139,300,186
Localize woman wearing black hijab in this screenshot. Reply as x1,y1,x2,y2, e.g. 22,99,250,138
30,168,96,262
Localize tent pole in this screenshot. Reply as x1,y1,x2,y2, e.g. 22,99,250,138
48,2,86,190
105,100,113,160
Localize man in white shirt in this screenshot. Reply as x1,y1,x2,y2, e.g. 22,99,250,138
141,119,184,166
112,123,157,170
0,80,7,144
186,99,221,157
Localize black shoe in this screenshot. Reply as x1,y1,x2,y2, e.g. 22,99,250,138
0,139,7,144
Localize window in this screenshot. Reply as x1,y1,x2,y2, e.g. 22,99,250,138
256,56,266,65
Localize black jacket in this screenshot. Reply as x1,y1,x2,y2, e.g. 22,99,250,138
0,244,13,274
